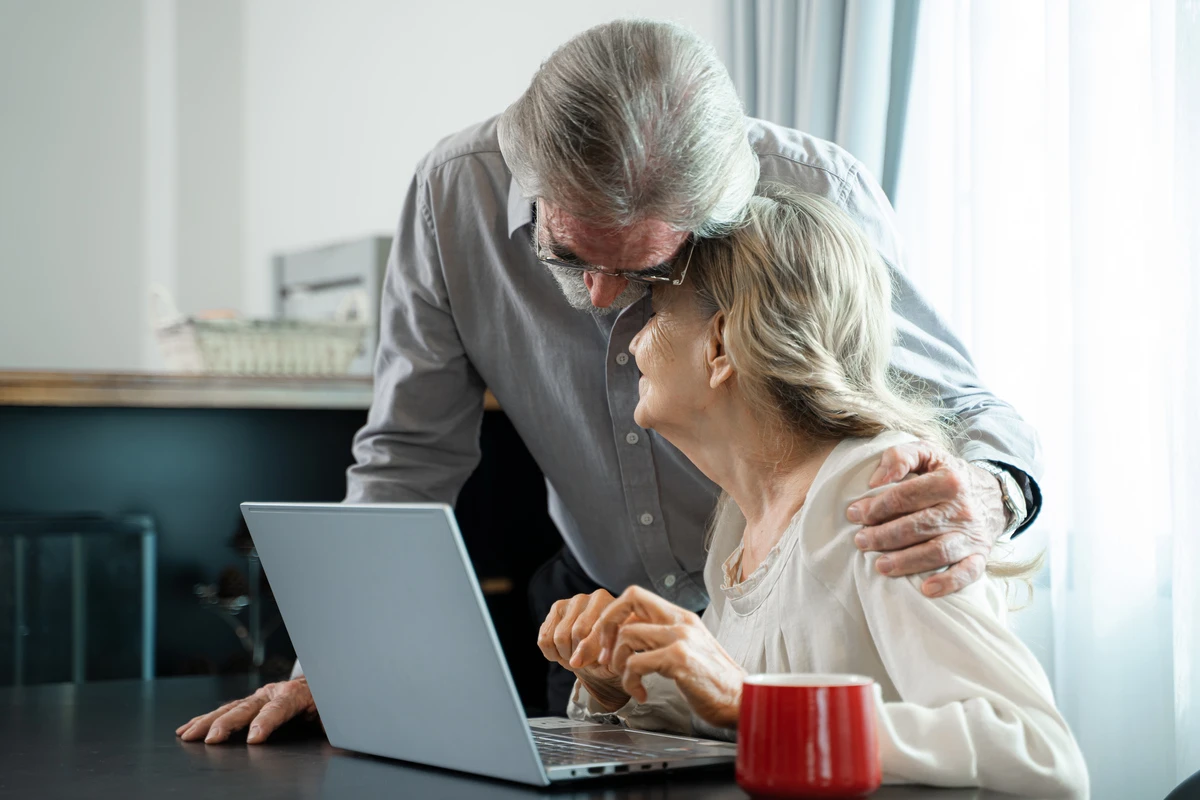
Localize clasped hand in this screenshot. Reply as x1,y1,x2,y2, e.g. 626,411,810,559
538,586,744,729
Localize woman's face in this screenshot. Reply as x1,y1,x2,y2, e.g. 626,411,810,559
628,285,716,434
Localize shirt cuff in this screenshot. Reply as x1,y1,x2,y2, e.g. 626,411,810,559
960,446,1042,537
991,463,1041,537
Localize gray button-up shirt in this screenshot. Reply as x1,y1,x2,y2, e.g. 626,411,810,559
345,116,1043,611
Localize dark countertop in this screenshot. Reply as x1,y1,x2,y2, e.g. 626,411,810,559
0,370,501,411
0,677,1008,800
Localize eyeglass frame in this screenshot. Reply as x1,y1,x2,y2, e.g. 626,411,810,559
531,198,695,286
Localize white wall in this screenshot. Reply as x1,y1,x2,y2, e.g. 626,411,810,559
241,0,725,315
0,0,146,370
0,0,725,369
0,0,246,371
175,0,244,322
142,0,245,369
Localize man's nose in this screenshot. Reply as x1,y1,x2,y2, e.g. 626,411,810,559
584,272,629,308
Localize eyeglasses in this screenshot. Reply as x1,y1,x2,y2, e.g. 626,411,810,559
532,198,694,286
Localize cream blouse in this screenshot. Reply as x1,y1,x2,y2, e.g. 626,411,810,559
568,432,1088,797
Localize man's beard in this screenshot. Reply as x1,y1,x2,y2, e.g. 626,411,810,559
544,264,647,317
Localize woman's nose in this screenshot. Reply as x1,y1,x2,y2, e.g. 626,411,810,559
629,325,646,358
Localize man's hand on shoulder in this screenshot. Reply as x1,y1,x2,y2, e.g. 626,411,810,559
845,440,1008,598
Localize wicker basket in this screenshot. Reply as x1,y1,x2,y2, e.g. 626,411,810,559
151,286,368,376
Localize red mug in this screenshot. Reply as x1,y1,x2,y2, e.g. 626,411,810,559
737,673,882,798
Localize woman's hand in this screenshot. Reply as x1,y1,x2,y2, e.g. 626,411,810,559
537,589,631,712
574,586,745,729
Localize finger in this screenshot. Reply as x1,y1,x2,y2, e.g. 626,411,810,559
594,588,680,662
177,700,241,738
204,696,266,744
553,595,589,662
570,591,613,653
573,629,602,669
849,470,960,526
568,591,615,667
621,647,683,703
537,636,565,667
537,602,567,665
177,700,240,741
246,691,305,745
575,612,635,669
611,623,684,673
868,443,922,487
867,441,950,488
921,554,987,598
583,614,633,671
538,601,562,639
176,715,202,737
854,505,949,552
874,533,976,577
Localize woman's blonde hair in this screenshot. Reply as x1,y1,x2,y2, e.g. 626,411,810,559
686,184,946,448
689,184,1039,590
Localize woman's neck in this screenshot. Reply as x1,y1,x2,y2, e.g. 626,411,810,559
662,400,839,577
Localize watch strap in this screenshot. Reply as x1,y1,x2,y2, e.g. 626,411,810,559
971,460,1027,541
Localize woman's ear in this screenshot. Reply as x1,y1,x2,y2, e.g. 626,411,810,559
706,311,735,390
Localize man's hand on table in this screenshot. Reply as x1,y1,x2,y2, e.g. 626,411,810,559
847,439,1010,598
176,677,318,744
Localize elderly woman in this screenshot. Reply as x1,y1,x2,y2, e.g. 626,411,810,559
538,186,1087,797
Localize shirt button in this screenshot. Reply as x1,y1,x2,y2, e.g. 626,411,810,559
663,574,677,588
639,513,654,526
615,353,630,366
625,432,639,445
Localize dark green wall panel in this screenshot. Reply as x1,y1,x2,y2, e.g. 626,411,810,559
0,406,561,708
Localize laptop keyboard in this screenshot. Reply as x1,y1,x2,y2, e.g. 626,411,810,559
532,731,667,766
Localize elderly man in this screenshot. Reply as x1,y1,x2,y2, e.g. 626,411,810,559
177,19,1039,745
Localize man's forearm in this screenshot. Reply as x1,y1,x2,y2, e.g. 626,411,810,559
344,172,487,507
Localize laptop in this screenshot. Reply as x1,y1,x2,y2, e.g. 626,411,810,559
240,502,737,786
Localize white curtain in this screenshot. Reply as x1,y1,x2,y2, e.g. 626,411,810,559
725,0,921,198
893,1,1200,797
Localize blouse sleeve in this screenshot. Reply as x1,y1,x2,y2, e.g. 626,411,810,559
566,673,694,733
851,548,1089,797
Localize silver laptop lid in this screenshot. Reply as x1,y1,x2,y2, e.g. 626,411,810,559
241,502,549,786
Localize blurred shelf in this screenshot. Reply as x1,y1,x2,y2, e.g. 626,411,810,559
478,577,514,596
0,370,500,412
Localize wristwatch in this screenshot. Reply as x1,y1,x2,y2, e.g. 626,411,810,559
970,461,1028,541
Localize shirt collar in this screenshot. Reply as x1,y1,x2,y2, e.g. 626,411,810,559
507,178,532,239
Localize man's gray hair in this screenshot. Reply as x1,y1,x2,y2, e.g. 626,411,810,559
498,19,759,237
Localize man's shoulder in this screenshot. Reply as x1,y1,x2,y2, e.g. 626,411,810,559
747,119,902,268
414,115,507,179
747,118,861,198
